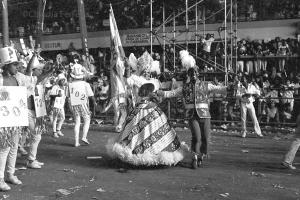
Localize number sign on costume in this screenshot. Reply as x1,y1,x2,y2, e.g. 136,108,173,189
34,85,47,117
0,86,28,127
69,82,87,106
54,97,65,109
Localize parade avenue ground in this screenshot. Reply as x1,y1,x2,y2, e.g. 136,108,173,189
2,125,300,200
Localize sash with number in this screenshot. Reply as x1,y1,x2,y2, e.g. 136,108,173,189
0,86,28,127
69,82,88,106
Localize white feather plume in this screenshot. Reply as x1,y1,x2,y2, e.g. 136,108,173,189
150,60,161,75
128,53,137,71
179,50,196,70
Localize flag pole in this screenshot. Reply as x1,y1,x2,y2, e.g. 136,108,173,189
2,0,9,46
77,0,89,57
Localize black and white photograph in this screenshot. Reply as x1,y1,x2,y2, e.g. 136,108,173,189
0,0,299,199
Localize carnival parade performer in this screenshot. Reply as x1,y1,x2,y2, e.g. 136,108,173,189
50,73,67,138
282,112,300,170
0,47,26,191
158,50,227,169
68,63,96,147
21,54,53,169
236,75,263,138
106,82,188,166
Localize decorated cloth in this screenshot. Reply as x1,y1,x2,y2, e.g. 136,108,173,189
106,100,188,166
162,80,227,119
0,127,22,148
0,73,27,148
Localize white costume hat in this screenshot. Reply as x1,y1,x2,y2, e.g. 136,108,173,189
0,47,22,67
70,63,85,79
57,73,67,81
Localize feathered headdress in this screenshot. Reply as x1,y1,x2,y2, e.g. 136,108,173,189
179,50,196,70
128,53,137,71
137,51,153,75
150,60,161,75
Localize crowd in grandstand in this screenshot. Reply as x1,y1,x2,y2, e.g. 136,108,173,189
7,0,300,37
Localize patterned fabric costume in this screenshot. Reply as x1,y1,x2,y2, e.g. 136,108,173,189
0,73,25,148
106,100,188,166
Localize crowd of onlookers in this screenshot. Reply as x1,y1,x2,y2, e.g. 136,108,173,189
7,0,300,37
43,38,300,127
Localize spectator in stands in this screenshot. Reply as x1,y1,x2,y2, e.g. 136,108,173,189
277,40,290,71
266,101,280,124
201,33,215,68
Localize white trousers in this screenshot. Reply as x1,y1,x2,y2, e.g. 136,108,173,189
241,102,262,135
0,133,19,178
27,110,41,161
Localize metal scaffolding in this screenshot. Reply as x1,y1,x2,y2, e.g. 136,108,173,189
149,0,238,84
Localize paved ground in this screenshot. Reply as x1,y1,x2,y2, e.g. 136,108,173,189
2,125,299,200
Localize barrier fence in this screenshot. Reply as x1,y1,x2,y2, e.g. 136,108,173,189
62,95,299,127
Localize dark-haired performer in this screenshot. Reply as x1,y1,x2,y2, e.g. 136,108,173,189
158,67,227,169
106,83,188,166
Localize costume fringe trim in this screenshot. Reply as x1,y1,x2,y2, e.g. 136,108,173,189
106,137,189,166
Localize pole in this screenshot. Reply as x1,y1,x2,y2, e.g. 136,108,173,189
2,0,9,46
203,4,206,36
185,0,189,50
235,0,238,74
36,0,46,46
224,0,228,85
163,1,166,72
77,0,89,57
173,12,176,70
195,0,198,58
150,0,153,54
230,0,233,73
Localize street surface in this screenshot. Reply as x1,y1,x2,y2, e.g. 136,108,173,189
2,125,299,200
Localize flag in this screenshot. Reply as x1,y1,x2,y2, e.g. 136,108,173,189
109,4,126,99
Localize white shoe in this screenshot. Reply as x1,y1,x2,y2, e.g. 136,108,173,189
257,133,263,138
53,132,59,138
282,162,296,170
6,175,22,185
0,179,11,191
81,138,90,145
57,131,64,137
18,147,28,156
27,160,42,169
74,143,80,147
36,160,44,166
242,131,247,138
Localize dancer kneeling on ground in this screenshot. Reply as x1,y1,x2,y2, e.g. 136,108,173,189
106,83,188,166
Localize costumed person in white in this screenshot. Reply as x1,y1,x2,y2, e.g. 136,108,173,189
0,47,26,191
236,75,263,138
50,73,67,138
68,63,96,147
106,83,188,166
21,54,54,169
158,50,227,169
